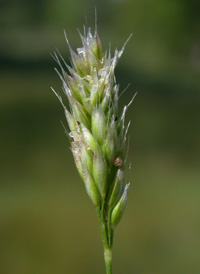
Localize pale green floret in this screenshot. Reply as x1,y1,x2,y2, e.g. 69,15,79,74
71,141,83,180
110,118,118,145
64,108,76,132
92,106,106,145
93,151,108,198
71,99,90,128
80,145,93,175
101,92,110,113
78,85,91,114
90,33,102,59
108,169,124,209
102,126,116,165
111,183,130,227
90,84,101,106
82,163,101,207
65,74,82,103
81,123,99,153
70,49,90,76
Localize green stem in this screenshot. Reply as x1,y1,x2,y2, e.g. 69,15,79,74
96,207,113,274
107,209,112,246
104,247,112,274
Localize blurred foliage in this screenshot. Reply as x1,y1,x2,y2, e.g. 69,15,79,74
0,0,200,273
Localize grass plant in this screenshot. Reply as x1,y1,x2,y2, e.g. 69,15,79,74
52,21,134,274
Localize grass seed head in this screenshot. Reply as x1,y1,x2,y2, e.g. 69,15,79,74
53,25,133,224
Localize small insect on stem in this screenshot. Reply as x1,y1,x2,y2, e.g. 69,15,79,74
114,157,123,167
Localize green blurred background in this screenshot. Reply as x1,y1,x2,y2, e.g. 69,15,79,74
0,0,200,273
